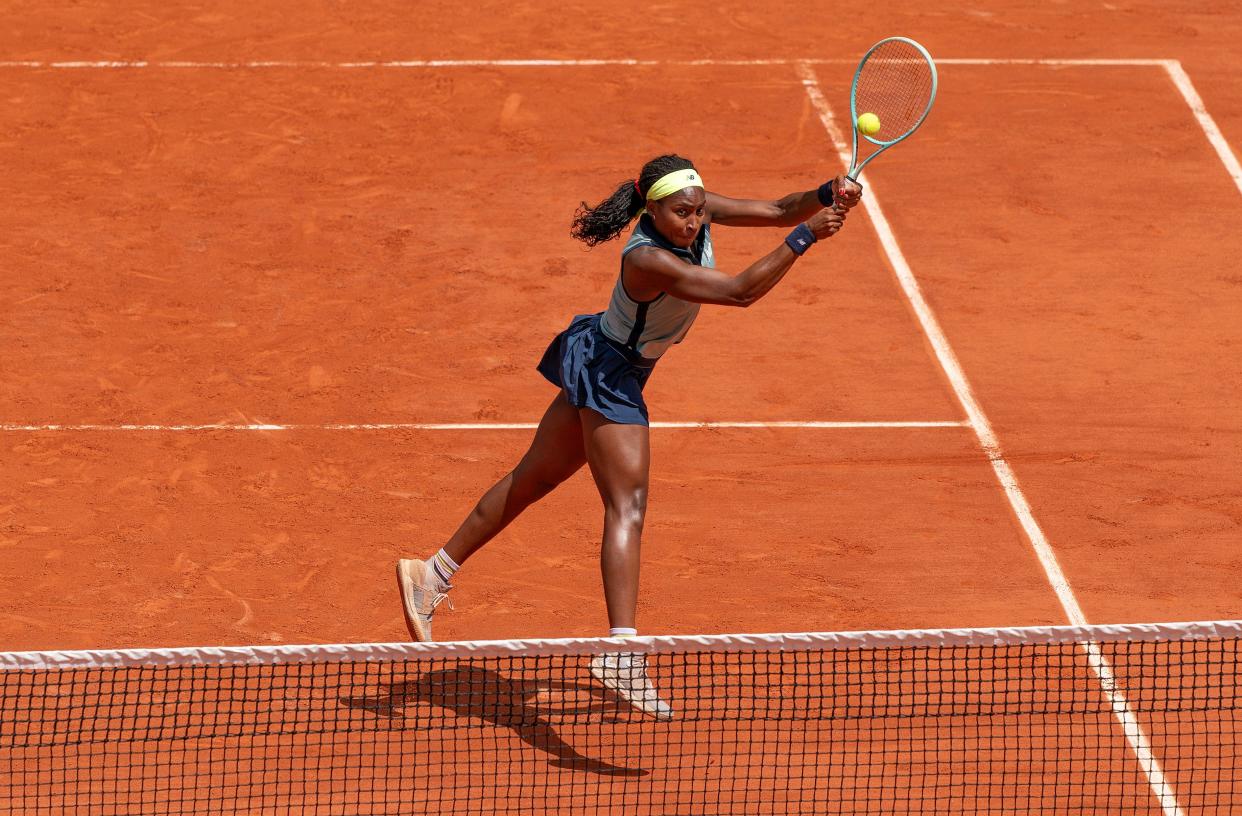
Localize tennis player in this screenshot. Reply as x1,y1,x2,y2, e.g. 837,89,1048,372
398,154,862,719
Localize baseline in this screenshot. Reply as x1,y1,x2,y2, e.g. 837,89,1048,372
0,57,1177,68
0,420,967,432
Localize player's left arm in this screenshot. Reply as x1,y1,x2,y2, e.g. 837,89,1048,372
707,175,862,227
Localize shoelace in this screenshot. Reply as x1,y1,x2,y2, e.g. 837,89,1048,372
412,574,454,617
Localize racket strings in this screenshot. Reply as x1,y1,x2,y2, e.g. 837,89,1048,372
855,41,935,140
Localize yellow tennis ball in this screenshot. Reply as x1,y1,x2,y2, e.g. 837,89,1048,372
856,112,882,136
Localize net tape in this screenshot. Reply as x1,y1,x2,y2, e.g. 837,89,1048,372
5,618,1242,669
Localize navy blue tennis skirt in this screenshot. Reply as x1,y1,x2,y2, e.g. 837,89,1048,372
537,313,657,426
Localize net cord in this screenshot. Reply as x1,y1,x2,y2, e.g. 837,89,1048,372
3,618,1240,671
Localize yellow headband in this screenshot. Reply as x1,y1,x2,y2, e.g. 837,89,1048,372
645,168,705,201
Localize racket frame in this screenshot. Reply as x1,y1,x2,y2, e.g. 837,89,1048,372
846,36,938,181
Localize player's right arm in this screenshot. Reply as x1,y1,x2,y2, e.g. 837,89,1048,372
624,207,846,308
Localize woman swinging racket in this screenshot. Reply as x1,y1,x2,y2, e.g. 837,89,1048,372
398,154,862,719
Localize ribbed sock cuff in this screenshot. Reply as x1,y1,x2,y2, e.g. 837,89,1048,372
428,548,460,585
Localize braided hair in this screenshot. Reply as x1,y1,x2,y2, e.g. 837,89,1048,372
570,154,697,247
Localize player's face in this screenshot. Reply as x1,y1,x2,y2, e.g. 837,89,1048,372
648,188,706,249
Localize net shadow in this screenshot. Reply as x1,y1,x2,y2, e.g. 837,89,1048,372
339,664,648,777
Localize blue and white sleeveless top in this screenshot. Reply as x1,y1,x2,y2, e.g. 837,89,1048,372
599,215,715,360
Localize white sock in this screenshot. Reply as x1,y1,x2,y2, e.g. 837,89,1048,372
427,548,460,587
609,627,638,638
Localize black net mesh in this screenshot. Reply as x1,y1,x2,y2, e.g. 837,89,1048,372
854,39,936,142
2,634,1239,814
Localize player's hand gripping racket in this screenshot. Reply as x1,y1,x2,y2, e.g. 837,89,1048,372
845,37,938,182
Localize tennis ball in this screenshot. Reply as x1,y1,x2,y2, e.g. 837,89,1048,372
856,112,882,136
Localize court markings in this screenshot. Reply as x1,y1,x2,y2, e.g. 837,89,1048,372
1,55,1234,193
798,61,1186,816
0,57,1180,67
0,421,967,432
1161,61,1242,196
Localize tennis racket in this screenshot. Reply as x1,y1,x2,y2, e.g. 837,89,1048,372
845,37,938,181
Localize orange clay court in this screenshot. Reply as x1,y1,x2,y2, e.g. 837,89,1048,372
1,2,1241,814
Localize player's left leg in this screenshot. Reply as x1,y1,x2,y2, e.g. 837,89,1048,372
397,393,586,641
442,392,587,564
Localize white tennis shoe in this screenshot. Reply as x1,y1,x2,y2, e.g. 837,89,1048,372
589,652,674,721
395,558,453,642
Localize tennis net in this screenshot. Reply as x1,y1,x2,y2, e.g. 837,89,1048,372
2,620,1239,814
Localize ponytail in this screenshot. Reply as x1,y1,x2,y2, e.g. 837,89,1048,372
570,153,696,247
570,178,644,247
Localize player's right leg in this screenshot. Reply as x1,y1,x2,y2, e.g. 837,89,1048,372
578,408,672,721
397,392,586,641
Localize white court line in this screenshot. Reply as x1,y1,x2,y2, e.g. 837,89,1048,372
1163,59,1242,199
0,57,1172,69
0,420,966,432
797,62,1185,816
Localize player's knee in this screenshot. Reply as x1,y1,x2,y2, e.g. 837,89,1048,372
606,488,647,528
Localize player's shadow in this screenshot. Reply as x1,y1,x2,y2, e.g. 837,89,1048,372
340,665,648,777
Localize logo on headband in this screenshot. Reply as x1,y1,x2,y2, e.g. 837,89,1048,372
646,169,706,201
